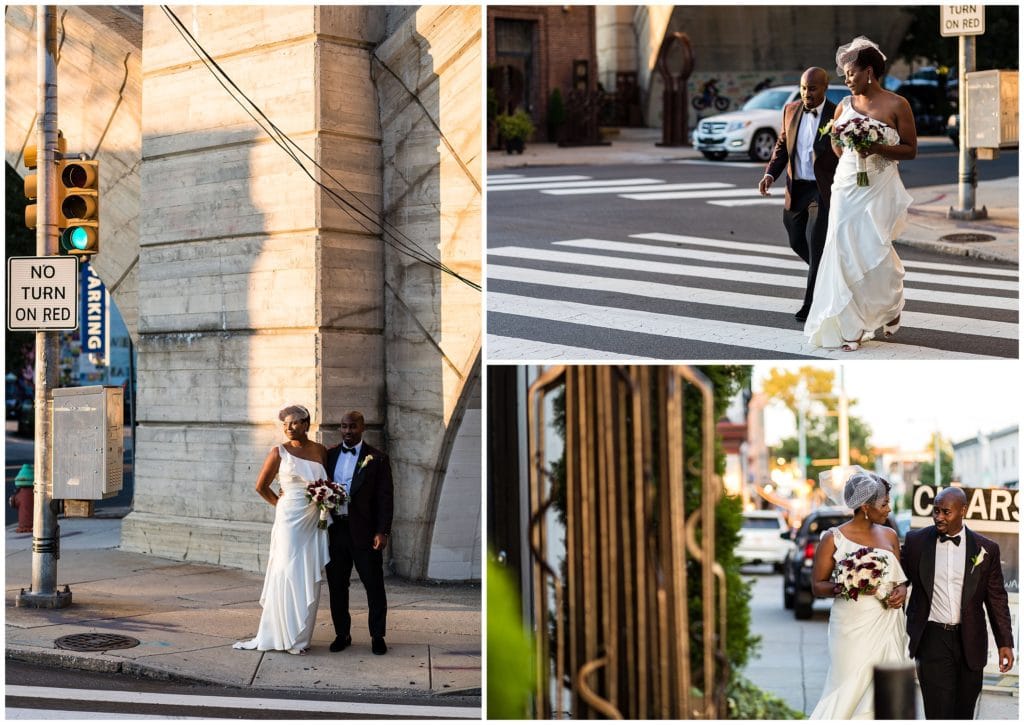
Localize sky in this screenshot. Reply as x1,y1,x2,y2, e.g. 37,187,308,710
752,361,1020,450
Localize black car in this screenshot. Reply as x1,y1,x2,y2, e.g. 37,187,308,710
782,506,851,619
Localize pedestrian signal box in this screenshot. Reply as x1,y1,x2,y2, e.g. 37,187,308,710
52,386,123,500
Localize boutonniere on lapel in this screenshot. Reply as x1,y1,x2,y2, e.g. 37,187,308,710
359,454,374,471
970,547,987,573
818,119,835,138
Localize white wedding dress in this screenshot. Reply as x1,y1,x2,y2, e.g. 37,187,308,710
804,98,913,349
810,528,913,719
233,445,331,653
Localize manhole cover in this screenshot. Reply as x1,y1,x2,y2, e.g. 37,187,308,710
939,233,997,243
55,633,141,651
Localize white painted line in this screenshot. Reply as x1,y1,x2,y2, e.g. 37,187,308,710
550,239,1018,292
488,265,1018,338
5,686,480,719
621,188,765,200
489,178,662,191
673,159,767,168
708,198,786,206
631,233,1019,278
6,708,208,720
486,334,659,362
486,174,526,181
487,246,1016,310
542,182,733,196
486,174,589,184
487,292,1002,360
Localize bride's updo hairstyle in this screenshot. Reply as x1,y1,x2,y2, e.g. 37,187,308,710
842,469,891,512
836,36,886,79
278,404,311,424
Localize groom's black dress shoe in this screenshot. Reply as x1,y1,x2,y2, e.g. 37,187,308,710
794,306,810,322
329,635,352,652
371,637,387,655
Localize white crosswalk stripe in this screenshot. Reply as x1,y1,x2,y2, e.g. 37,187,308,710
487,231,1018,360
488,173,767,206
489,177,663,191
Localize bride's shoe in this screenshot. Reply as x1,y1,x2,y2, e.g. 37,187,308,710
287,647,309,656
883,315,901,338
841,337,862,352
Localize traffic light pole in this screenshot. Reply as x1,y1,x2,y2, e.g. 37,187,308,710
18,4,71,609
949,34,986,221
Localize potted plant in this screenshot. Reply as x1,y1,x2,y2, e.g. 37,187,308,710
495,108,535,154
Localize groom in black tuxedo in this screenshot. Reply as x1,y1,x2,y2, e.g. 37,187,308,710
759,67,839,322
903,487,1015,719
325,410,394,655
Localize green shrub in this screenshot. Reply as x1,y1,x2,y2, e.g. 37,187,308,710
726,674,805,719
547,88,566,140
495,108,535,142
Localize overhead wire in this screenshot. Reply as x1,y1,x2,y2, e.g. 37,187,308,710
159,5,481,292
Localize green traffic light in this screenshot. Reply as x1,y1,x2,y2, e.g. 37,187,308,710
69,226,89,250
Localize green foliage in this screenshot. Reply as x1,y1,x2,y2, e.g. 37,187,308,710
6,162,36,377
897,6,1019,70
919,435,954,486
486,556,535,719
547,88,566,141
726,674,805,719
773,413,875,486
487,87,498,123
495,108,535,142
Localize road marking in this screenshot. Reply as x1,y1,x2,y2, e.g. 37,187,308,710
488,265,1017,338
6,708,208,720
5,686,480,719
550,239,1018,292
488,246,1015,310
486,174,588,184
489,178,663,191
708,198,786,206
542,182,733,196
620,187,765,200
486,335,659,361
487,292,1002,360
672,159,767,168
631,233,1020,277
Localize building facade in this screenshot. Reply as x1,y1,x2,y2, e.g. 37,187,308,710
954,425,1020,488
6,5,481,582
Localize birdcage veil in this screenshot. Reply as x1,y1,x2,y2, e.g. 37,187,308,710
819,465,887,510
278,403,310,422
835,36,887,75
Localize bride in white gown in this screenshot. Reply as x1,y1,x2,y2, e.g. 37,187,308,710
234,404,331,655
804,37,917,351
809,468,914,719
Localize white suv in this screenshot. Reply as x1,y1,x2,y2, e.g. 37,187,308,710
736,509,791,571
693,85,851,162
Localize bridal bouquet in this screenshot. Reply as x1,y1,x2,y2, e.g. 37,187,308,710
823,116,888,186
305,479,347,529
832,546,892,606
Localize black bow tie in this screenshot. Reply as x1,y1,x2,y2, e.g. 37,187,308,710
806,108,818,117
340,445,357,455
939,533,961,546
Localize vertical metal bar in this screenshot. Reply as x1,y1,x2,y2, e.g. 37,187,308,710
667,367,690,718
566,367,582,719
22,3,68,609
616,368,637,717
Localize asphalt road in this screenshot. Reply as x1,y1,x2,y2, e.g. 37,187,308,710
4,661,479,720
487,147,1018,360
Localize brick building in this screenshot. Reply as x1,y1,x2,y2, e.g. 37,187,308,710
487,5,597,142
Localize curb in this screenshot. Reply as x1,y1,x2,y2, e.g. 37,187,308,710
896,237,1019,265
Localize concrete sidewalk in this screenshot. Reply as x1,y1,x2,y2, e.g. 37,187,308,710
5,517,480,700
488,127,1019,265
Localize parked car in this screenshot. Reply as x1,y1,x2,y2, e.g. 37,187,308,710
782,506,851,619
893,510,912,543
693,84,851,162
736,509,791,572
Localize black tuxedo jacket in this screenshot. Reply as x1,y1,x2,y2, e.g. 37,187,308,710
902,525,1014,671
764,98,839,210
325,441,394,550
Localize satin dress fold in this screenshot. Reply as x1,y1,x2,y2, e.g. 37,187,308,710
810,528,914,719
804,100,913,348
234,445,331,654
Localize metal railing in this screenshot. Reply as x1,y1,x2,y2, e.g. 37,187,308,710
526,365,727,719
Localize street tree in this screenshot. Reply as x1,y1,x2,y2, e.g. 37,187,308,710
772,413,875,491
918,434,954,487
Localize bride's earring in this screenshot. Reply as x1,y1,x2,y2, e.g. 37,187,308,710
868,77,872,85
864,512,869,520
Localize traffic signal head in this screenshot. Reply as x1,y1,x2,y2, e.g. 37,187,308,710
59,160,100,257
23,133,67,230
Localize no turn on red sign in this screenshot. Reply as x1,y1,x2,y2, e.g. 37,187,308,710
941,5,985,37
7,256,79,331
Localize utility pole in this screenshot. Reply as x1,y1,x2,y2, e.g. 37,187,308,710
18,4,72,609
837,367,850,468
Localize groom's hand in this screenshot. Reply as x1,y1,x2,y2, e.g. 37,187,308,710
998,647,1014,673
758,174,774,196
887,583,907,609
372,533,388,551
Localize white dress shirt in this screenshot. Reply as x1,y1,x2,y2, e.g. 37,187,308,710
928,526,969,625
332,440,362,517
794,101,825,181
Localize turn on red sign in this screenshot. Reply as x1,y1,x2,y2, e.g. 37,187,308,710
941,5,985,37
7,256,79,331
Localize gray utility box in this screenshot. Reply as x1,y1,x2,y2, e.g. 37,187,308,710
52,386,124,500
965,69,1019,148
